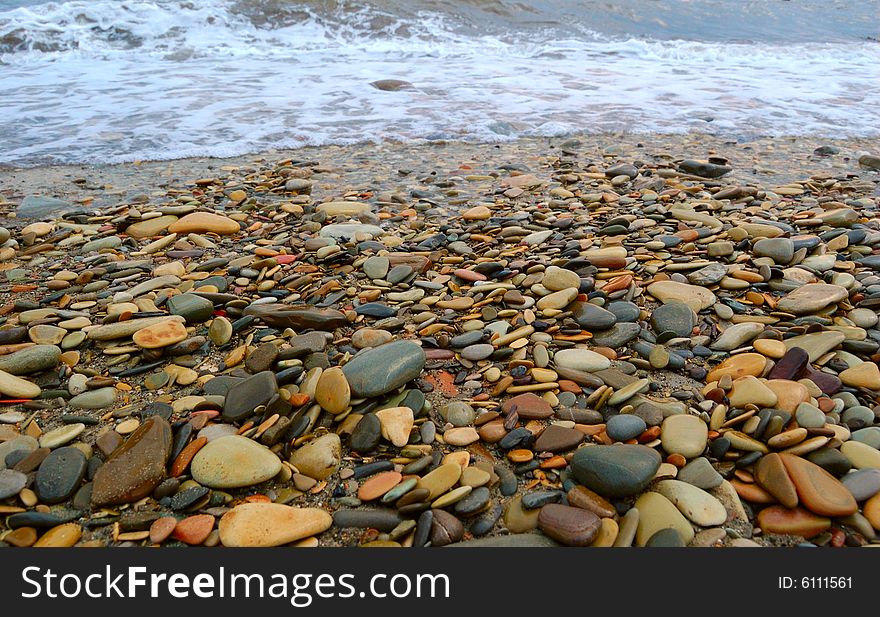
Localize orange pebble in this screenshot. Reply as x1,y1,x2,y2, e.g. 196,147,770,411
666,453,687,468
539,455,567,469
170,436,207,477
508,449,534,463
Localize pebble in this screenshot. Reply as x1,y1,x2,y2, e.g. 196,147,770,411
288,433,341,480
190,435,281,489
571,445,661,498
634,491,695,546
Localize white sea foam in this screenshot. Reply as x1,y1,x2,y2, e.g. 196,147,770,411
1,0,878,165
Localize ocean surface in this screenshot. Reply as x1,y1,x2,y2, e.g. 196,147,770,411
0,0,878,166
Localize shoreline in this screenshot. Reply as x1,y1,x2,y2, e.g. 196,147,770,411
1,132,877,221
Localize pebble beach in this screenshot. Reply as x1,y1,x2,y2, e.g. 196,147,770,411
1,133,880,548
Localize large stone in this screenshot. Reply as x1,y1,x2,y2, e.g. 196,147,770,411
28,325,65,345
17,195,72,219
0,345,62,375
314,367,351,414
374,406,414,447
342,340,426,398
541,266,581,292
91,416,173,506
316,201,371,217
533,425,584,452
68,387,117,409
536,288,578,311
168,212,240,235
219,503,332,547
841,441,880,470
705,353,767,382
243,304,347,331
132,320,188,349
86,316,186,341
537,503,601,546
0,370,40,399
754,453,799,509
222,371,277,422
757,506,830,538
727,376,778,408
417,463,462,500
288,433,341,480
777,283,848,315
501,393,553,420
650,303,695,337
779,453,857,517
570,445,661,498
191,435,282,489
839,362,880,390
753,237,794,264
570,301,617,331
35,447,87,504
553,348,611,372
654,479,727,526
687,262,727,286
660,415,708,458
125,215,179,238
634,492,695,546
0,469,27,499
167,293,215,324
710,322,764,351
647,281,716,312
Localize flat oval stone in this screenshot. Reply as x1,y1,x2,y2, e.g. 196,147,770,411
222,370,277,422
777,283,848,315
39,423,85,449
191,435,282,489
454,486,491,516
570,301,617,331
654,479,727,526
757,505,830,538
661,415,708,458
571,444,661,498
443,427,480,447
35,447,87,504
538,503,601,546
0,468,27,499
779,453,857,517
68,387,117,410
0,344,62,375
417,463,462,500
566,485,617,519
33,523,82,547
533,424,583,452
133,320,188,349
168,212,240,235
606,414,647,442
841,469,880,501
91,416,172,506
841,440,880,470
501,393,553,420
553,348,611,372
0,369,40,399
314,366,351,414
647,280,716,311
342,340,426,398
358,471,402,501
